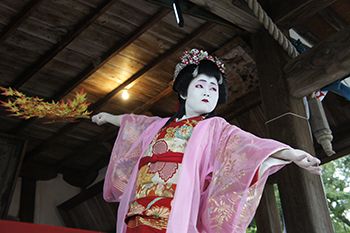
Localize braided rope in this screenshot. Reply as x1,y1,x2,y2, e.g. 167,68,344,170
245,0,299,59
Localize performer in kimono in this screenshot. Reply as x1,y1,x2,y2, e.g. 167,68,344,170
92,49,321,233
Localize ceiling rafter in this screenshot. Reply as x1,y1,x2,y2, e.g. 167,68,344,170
52,8,172,101
9,7,171,137
133,86,174,114
88,22,215,112
22,21,216,163
11,0,118,90
217,87,262,122
292,24,322,46
0,0,44,45
317,6,349,31
269,0,337,29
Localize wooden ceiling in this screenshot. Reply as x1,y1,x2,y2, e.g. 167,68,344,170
1,0,350,191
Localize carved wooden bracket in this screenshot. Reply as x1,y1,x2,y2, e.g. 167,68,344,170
284,25,350,98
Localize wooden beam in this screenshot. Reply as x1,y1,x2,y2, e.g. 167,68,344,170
216,87,262,122
292,24,322,46
19,177,36,223
284,25,350,98
11,0,118,90
318,6,349,31
255,183,283,233
0,0,44,45
252,28,334,233
8,7,171,137
133,86,174,114
51,7,172,101
269,0,336,29
89,22,215,112
189,0,261,32
22,22,215,162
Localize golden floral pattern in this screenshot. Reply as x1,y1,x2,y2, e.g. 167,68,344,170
146,206,171,218
135,183,177,199
127,216,168,230
127,201,146,217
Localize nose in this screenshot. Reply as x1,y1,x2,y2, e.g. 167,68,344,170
203,93,209,97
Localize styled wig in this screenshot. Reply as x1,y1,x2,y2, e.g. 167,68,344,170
166,59,228,124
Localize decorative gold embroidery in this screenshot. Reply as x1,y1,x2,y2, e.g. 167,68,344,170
135,183,177,199
127,216,168,230
165,126,179,138
137,165,154,186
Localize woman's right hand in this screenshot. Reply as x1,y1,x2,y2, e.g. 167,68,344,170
91,112,122,126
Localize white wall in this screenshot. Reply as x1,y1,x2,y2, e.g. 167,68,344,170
34,174,81,226
8,167,107,227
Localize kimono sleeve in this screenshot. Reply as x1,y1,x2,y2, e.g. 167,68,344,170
103,114,160,202
200,123,289,233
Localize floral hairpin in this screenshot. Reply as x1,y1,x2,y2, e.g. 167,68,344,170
173,48,226,80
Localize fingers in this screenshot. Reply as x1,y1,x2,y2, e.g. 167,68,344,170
91,113,107,125
292,150,322,175
305,166,322,176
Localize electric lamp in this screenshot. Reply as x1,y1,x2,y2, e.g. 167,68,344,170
122,89,129,100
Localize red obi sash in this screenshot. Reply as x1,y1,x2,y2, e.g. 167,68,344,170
139,152,184,170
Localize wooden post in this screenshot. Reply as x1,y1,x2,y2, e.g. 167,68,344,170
251,30,334,233
255,182,283,233
19,177,36,223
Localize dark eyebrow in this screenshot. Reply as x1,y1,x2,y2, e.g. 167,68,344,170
198,79,218,86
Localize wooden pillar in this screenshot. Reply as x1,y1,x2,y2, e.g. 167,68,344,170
19,177,36,223
255,182,282,233
251,30,334,233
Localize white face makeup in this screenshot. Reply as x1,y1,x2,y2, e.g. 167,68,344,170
183,74,219,118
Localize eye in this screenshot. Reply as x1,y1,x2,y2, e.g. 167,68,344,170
195,84,203,88
210,87,217,92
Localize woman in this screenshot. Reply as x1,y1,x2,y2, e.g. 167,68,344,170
92,49,321,233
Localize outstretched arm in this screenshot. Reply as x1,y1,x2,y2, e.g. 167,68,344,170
91,112,123,127
271,148,322,175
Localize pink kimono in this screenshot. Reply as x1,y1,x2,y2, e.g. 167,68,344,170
103,114,289,233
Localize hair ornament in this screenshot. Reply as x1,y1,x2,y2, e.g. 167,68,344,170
173,48,226,81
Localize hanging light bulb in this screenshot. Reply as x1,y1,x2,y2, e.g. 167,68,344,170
122,89,129,100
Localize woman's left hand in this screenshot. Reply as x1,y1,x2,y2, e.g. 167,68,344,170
272,149,322,175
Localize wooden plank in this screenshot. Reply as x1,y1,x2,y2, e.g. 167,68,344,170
0,0,43,45
51,8,171,101
255,183,283,233
302,13,337,40
133,86,174,114
89,22,215,112
285,25,350,98
331,0,350,22
292,24,322,46
189,0,261,32
19,177,36,222
0,134,27,219
252,28,334,233
11,0,118,89
317,6,349,31
216,87,262,122
5,30,53,55
269,0,336,29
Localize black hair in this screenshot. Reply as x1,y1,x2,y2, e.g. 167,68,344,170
165,59,227,125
